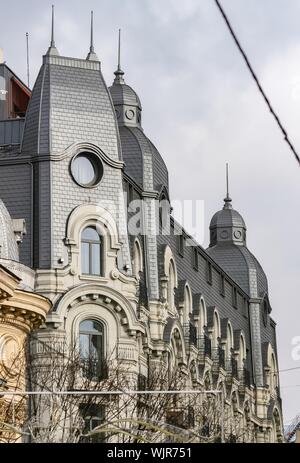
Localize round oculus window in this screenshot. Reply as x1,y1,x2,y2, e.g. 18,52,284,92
234,230,242,239
71,152,103,187
125,109,135,120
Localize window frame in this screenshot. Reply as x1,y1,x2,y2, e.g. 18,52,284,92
232,287,238,309
220,274,225,297
177,234,185,257
193,247,199,271
81,226,103,276
79,319,105,381
70,151,103,188
79,403,106,443
206,261,213,285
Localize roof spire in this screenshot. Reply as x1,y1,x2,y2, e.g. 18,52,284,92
118,28,121,70
86,11,99,61
46,5,59,56
90,10,94,53
51,4,55,47
114,29,125,84
223,162,232,209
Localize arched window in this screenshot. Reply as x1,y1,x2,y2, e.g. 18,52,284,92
226,324,234,359
183,285,192,325
238,334,246,370
168,260,176,310
79,319,104,379
81,226,102,276
199,299,207,335
212,311,220,349
270,353,278,391
133,239,143,278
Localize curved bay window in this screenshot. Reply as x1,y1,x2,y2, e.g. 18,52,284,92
81,226,102,276
79,320,105,380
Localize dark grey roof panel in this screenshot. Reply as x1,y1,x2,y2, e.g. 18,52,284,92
207,243,268,297
210,208,246,229
119,125,169,192
119,126,143,187
150,139,169,192
0,119,25,146
22,56,120,159
110,83,141,108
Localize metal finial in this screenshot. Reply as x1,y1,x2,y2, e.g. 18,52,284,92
86,10,99,61
90,11,94,53
118,29,121,70
26,32,30,88
223,162,232,209
113,28,125,84
226,163,229,199
51,5,55,47
46,5,59,56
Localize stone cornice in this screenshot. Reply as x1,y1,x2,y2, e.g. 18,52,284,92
0,265,20,301
0,290,51,332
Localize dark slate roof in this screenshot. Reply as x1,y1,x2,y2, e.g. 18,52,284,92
206,243,268,297
210,207,246,230
110,83,142,109
119,126,143,187
119,126,169,191
22,55,120,159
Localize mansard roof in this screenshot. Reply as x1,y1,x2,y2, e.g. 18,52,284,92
207,242,268,297
119,125,169,192
22,55,121,160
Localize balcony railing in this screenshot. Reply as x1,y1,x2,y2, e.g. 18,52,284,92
232,358,238,379
198,335,211,361
225,356,238,379
137,373,147,391
81,358,108,381
166,405,195,430
212,346,225,370
238,368,251,387
183,322,197,347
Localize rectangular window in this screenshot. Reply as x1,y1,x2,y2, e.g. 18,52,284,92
206,261,212,285
220,274,225,297
79,404,106,443
193,248,198,271
128,183,133,206
177,234,184,257
232,287,238,308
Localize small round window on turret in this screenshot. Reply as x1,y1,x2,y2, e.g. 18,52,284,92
71,152,103,188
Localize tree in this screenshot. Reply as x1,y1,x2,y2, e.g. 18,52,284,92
0,337,250,443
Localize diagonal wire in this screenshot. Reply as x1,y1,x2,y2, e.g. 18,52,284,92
214,0,300,167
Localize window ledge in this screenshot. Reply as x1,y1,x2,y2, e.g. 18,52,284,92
79,275,109,283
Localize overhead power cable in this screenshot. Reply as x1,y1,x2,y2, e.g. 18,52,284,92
279,366,300,373
214,0,300,167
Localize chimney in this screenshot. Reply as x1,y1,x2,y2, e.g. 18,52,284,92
0,48,3,63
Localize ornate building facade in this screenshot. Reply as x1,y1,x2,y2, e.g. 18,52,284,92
0,13,283,443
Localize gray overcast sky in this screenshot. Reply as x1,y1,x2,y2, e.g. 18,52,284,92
2,0,300,425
